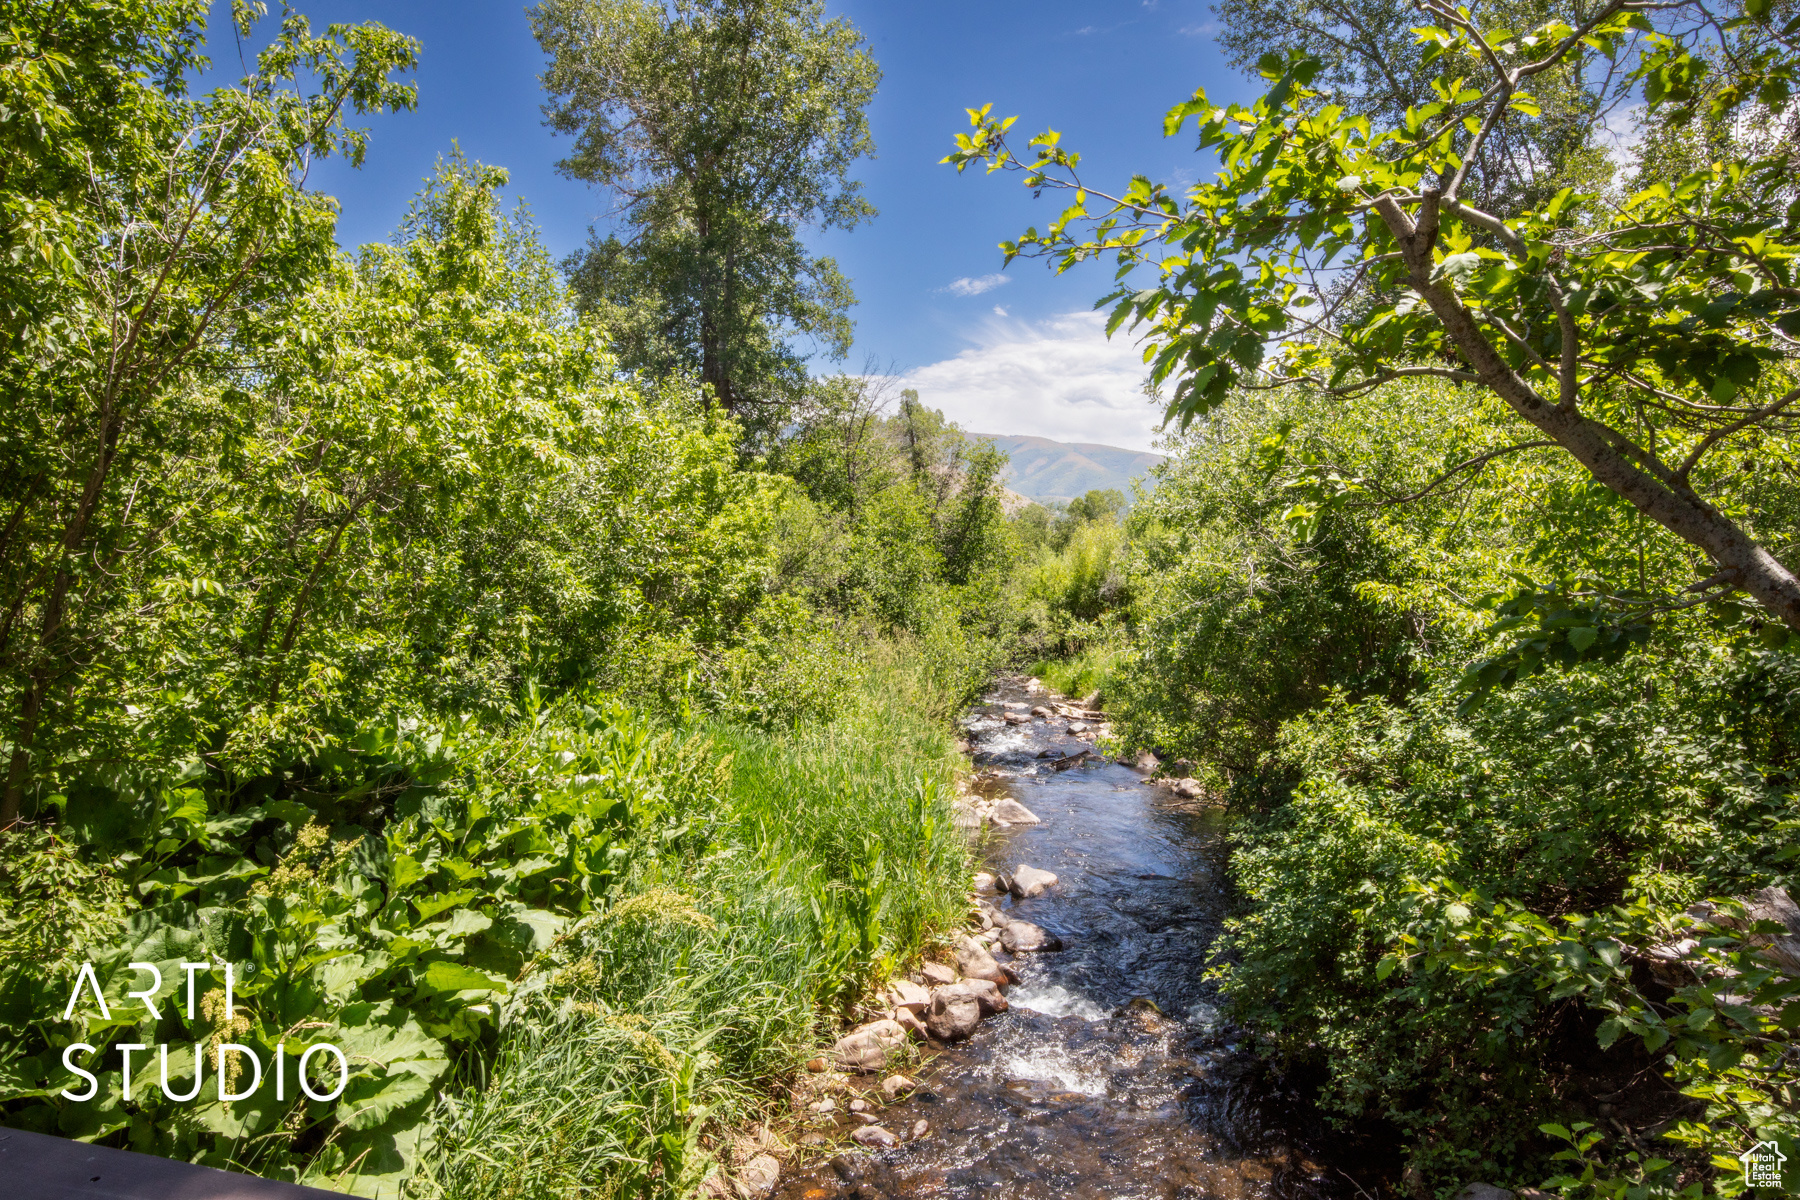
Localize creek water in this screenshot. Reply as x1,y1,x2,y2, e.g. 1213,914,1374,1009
772,676,1367,1200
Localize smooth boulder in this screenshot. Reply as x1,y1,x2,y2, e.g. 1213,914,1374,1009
1008,865,1059,898
936,977,1008,1015
886,979,931,1013
991,798,1041,825
925,989,982,1041
734,1155,781,1198
851,1125,898,1148
890,1006,927,1038
953,935,1009,985
1000,919,1063,953
919,960,958,986
1455,1187,1515,1200
880,1073,917,1101
829,1019,907,1072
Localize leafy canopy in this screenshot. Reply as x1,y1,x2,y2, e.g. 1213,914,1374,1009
533,0,879,432
945,0,1800,648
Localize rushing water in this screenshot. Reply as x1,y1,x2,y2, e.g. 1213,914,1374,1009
772,677,1369,1200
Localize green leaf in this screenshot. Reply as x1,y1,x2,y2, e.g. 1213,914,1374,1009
418,961,509,996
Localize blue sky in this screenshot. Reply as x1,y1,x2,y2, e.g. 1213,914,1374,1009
223,1,1258,451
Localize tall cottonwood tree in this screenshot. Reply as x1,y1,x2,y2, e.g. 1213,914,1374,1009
532,0,879,431
0,1,419,825
949,0,1800,672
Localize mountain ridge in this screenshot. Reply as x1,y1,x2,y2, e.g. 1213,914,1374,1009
971,432,1165,505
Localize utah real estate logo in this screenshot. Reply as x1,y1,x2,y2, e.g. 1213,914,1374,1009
1742,1140,1788,1190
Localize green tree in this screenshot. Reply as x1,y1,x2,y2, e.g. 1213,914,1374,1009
937,443,1011,587
1064,488,1126,524
947,0,1800,645
532,0,880,429
1212,0,1617,214
0,0,419,825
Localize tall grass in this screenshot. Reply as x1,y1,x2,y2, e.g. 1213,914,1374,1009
411,652,973,1200
1026,640,1128,703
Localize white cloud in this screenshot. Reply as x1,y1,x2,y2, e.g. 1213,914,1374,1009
941,273,1009,297
1179,21,1218,35
992,304,1009,317
896,310,1165,452
1599,102,1645,174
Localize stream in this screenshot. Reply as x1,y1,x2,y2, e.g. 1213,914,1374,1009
773,676,1371,1200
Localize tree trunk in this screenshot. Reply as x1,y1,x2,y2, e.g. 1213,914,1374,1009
1375,198,1800,632
2,407,127,825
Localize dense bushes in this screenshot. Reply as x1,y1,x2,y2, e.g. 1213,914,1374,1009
1224,645,1800,1184
0,7,998,1196
1032,375,1800,1194
1,666,972,1197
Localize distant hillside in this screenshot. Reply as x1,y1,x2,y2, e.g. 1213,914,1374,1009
971,433,1165,506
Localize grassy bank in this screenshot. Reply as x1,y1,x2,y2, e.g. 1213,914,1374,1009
414,658,973,1199
1,654,974,1199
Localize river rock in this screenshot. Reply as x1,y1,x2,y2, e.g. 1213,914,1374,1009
937,977,1008,1015
1003,712,1029,725
1455,1186,1515,1200
991,798,1041,825
1130,748,1160,771
953,935,1009,985
972,871,997,894
1066,721,1089,735
1167,778,1204,800
891,1005,927,1038
918,960,958,986
1000,920,1064,953
880,1073,917,1101
851,1125,898,1148
1030,705,1052,717
950,799,983,829
886,979,931,1013
829,1019,907,1072
734,1154,781,1198
910,1119,930,1140
1008,865,1059,898
925,989,982,1041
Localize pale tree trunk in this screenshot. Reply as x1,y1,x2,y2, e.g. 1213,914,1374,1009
1373,194,1800,633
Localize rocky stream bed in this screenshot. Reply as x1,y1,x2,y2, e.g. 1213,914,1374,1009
717,674,1385,1200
